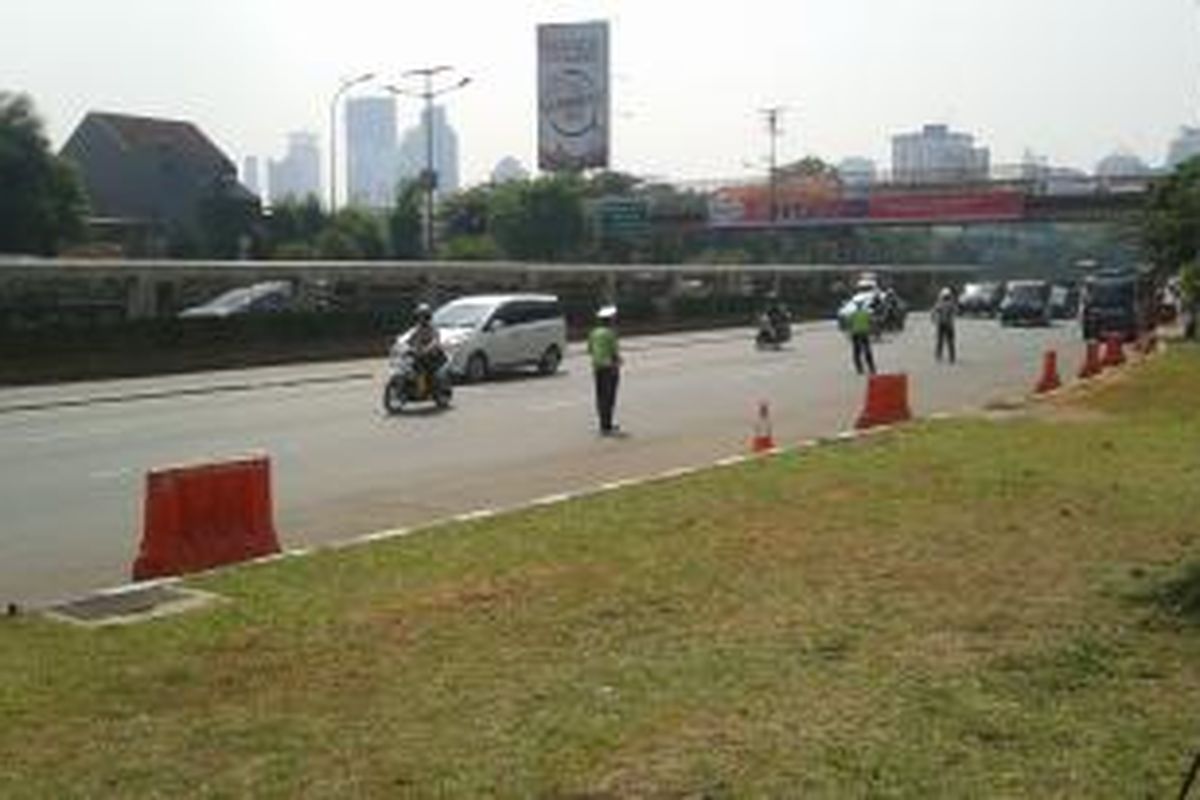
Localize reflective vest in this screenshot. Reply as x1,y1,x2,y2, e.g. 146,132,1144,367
850,305,872,336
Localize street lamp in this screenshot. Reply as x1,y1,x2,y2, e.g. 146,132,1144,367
387,66,472,257
329,72,375,213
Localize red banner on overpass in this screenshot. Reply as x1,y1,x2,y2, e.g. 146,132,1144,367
867,190,1025,222
708,183,1028,227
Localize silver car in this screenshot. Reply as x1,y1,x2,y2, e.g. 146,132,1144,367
396,294,568,383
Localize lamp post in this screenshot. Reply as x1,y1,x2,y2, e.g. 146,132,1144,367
329,72,375,213
387,66,471,257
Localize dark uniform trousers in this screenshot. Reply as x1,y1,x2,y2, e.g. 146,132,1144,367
593,366,620,432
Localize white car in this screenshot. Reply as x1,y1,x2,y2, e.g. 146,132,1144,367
396,294,568,383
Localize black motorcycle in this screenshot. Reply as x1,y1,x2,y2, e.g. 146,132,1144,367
382,348,452,414
755,310,792,349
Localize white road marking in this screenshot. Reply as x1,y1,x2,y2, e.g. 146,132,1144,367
598,478,638,492
531,492,575,506
454,508,498,523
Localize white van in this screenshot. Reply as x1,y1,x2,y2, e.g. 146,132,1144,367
407,294,568,382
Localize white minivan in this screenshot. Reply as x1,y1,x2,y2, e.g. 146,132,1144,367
409,294,568,382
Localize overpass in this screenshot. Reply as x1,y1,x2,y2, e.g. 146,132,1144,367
703,175,1151,231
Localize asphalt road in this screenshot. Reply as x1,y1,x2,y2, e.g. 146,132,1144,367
0,318,1085,606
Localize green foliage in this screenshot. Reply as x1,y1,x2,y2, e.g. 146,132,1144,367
440,184,491,239
778,155,839,179
1144,156,1200,273
317,207,386,260
1180,261,1200,306
387,180,423,259
195,176,261,259
488,175,586,261
266,196,327,258
582,170,642,198
440,234,502,261
0,92,88,255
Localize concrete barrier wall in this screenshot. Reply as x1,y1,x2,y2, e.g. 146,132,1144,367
0,259,980,385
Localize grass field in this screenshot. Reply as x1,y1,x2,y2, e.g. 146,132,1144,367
2,346,1199,797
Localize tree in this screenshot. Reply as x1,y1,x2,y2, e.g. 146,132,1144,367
195,175,261,259
778,156,839,180
488,175,585,261
1144,157,1200,276
317,208,387,260
440,184,492,239
266,195,327,256
583,170,642,198
387,181,423,260
0,93,87,255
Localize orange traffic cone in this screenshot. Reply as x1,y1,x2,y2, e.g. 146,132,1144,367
1035,349,1062,394
1078,340,1102,379
855,373,913,430
1101,334,1125,368
750,400,776,453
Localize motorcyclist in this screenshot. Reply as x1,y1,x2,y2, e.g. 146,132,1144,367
408,303,446,389
758,293,791,344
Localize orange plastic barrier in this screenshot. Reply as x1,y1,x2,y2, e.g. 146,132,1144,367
750,400,776,453
1101,334,1126,368
132,455,280,581
1035,350,1062,394
855,373,912,430
1078,340,1102,380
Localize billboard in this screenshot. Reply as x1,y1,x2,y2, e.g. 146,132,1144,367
538,21,610,171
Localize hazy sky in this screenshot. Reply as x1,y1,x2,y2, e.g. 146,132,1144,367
3,0,1199,189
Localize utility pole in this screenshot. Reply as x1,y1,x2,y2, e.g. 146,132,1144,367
387,67,471,257
761,107,786,228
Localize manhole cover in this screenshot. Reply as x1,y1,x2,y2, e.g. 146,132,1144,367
45,583,219,627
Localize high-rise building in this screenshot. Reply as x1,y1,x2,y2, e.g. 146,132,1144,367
1167,126,1200,169
346,96,398,208
891,124,990,184
242,156,262,198
397,104,460,197
267,131,321,205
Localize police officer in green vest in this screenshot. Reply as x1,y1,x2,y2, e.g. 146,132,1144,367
587,305,622,435
849,298,877,375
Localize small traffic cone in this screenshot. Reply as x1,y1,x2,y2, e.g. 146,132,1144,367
1078,340,1102,379
750,400,776,453
1101,334,1126,369
1035,349,1061,394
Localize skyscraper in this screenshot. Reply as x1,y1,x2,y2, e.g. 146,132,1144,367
346,96,398,208
267,132,321,205
397,104,460,197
